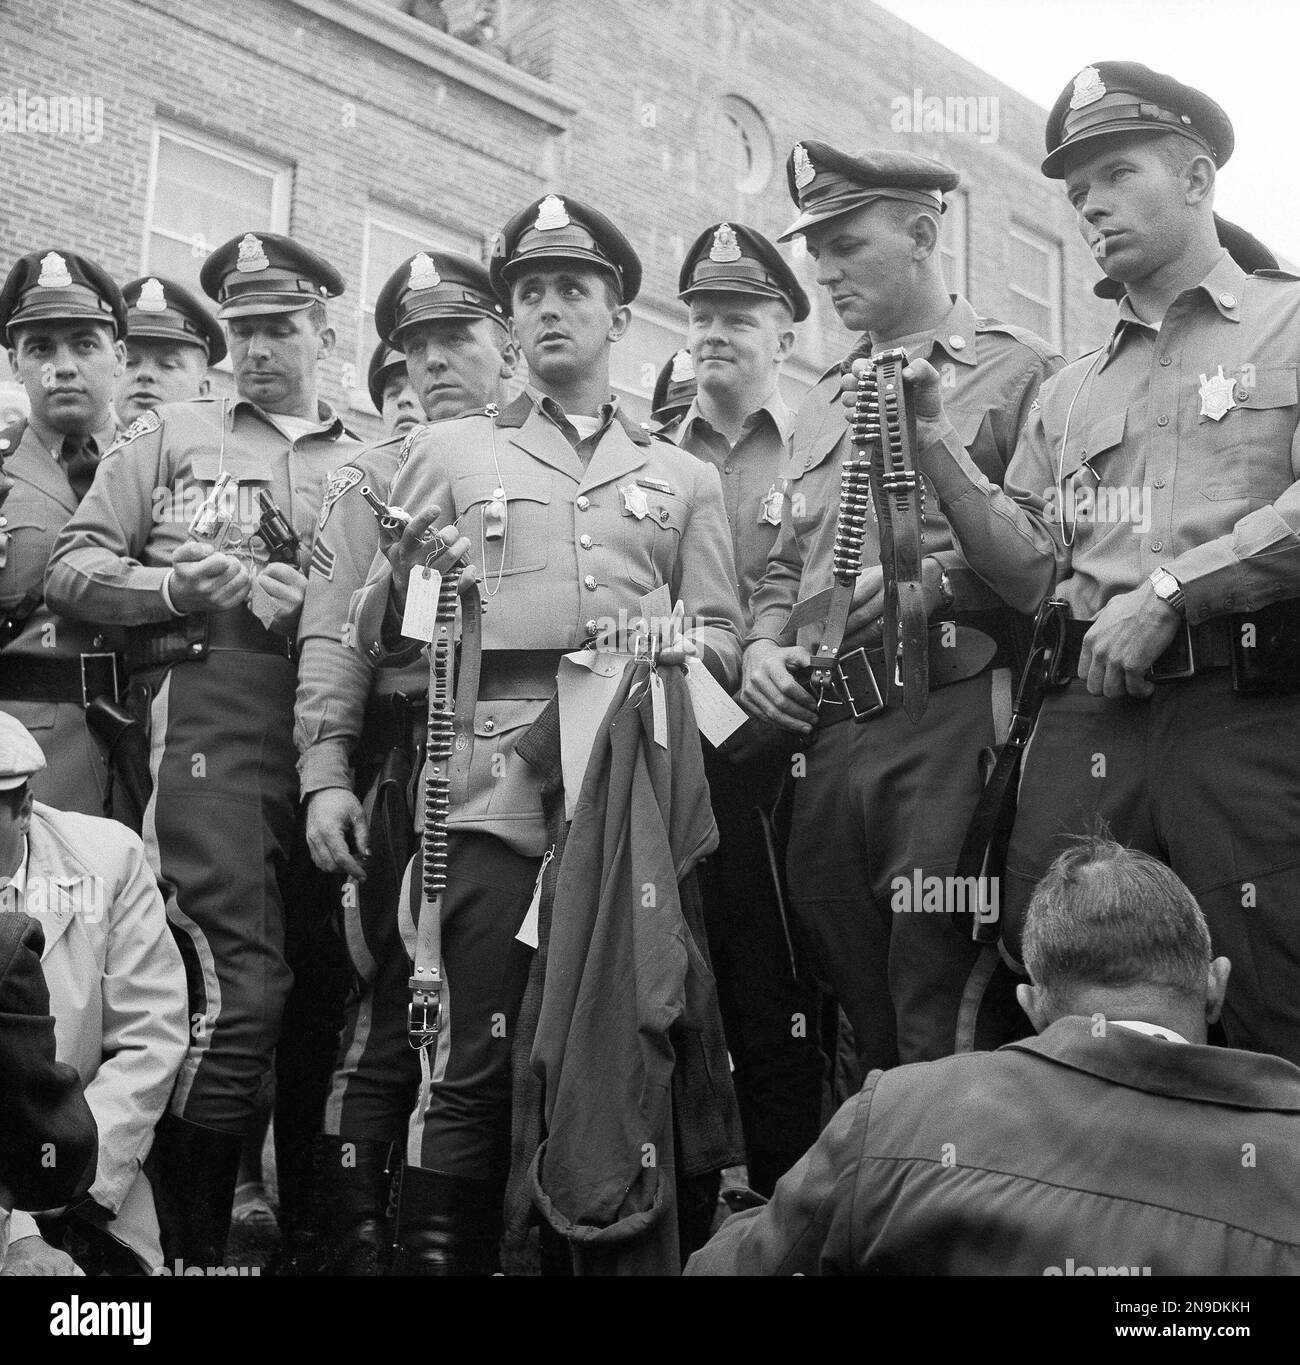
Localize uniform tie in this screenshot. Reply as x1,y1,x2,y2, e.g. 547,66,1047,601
60,434,99,501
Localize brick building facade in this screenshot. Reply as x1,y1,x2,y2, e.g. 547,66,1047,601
0,0,1114,437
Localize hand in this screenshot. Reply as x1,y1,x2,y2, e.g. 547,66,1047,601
385,506,472,615
253,561,309,636
654,600,698,668
0,1234,84,1276
1078,582,1183,698
170,539,251,613
739,638,819,733
305,787,370,880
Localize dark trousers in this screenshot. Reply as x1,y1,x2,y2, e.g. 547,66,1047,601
140,652,297,1132
1005,674,1300,1065
786,672,1025,1072
404,832,539,1179
698,744,824,1194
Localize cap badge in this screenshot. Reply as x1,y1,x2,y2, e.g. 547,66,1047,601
709,223,742,263
1198,366,1237,422
670,349,694,383
138,277,167,312
37,252,73,289
792,143,815,191
408,252,442,291
1069,66,1106,110
535,195,570,232
235,233,270,273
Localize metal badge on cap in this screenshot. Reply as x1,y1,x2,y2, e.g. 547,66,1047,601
709,223,742,263
535,194,570,231
1070,66,1106,110
793,143,815,190
408,252,441,291
137,277,167,312
670,349,694,382
235,233,270,273
38,252,72,288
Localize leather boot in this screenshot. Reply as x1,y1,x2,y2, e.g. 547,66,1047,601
150,1113,242,1270
389,1164,503,1276
315,1135,395,1275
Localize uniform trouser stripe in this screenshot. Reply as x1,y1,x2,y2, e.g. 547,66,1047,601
403,855,453,1166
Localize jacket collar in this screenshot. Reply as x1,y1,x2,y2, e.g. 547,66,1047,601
13,804,100,958
1008,1015,1300,1112
502,387,651,489
678,387,795,446
230,396,354,441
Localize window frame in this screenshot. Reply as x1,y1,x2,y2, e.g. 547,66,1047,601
1006,222,1063,352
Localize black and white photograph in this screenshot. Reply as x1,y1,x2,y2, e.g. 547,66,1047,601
0,0,1296,1339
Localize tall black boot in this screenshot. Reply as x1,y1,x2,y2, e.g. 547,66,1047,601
315,1135,395,1276
150,1113,242,1271
389,1165,503,1276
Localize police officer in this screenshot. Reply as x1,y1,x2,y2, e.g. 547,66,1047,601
649,347,696,425
657,222,822,1198
116,276,225,425
739,146,1063,1071
45,231,363,1268
908,63,1300,1068
298,251,516,1273
349,194,744,1273
0,249,126,816
367,341,423,438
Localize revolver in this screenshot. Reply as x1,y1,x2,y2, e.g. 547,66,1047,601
253,489,301,565
359,485,413,542
188,472,240,551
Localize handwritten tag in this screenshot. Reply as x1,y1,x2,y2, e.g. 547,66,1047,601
649,668,668,748
401,566,442,643
683,656,748,746
514,847,554,949
247,574,280,630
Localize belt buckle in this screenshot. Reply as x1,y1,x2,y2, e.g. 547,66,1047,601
1148,617,1196,682
835,647,886,720
80,651,123,707
407,998,442,1048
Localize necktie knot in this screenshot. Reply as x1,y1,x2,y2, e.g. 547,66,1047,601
60,434,98,501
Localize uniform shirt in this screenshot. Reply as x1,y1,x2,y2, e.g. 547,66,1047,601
748,295,1063,649
660,390,793,630
921,253,1300,621
295,435,427,796
1,416,121,659
44,397,361,628
349,388,745,856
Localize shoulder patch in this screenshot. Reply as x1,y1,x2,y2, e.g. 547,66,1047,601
395,423,430,475
105,409,161,456
318,465,364,532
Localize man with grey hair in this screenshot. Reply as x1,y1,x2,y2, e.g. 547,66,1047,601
686,836,1300,1275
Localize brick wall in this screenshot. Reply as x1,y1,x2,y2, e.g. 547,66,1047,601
0,0,1114,439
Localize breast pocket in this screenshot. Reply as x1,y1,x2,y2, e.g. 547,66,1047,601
620,488,688,591
453,472,551,578
187,454,268,546
1053,409,1128,534
1201,366,1298,503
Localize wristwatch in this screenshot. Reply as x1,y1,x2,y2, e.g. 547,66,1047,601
1149,567,1186,614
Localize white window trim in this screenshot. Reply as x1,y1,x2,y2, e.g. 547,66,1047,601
941,189,969,297
1007,223,1063,352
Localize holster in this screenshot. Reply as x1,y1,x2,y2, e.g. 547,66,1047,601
85,694,153,833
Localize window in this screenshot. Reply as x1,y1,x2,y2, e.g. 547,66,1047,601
349,207,481,408
1006,224,1063,350
939,190,968,297
609,303,687,425
706,95,775,202
143,125,290,295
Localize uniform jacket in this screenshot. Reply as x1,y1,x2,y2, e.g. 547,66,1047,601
748,296,1062,649
658,390,794,629
296,435,426,796
0,913,97,1227
923,255,1300,620
529,660,741,1275
350,391,744,856
686,1016,1300,1275
44,396,361,629
2,802,189,1270
1,417,123,815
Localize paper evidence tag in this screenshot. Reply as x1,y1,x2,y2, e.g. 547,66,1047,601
683,655,748,747
401,566,443,643
649,668,668,748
